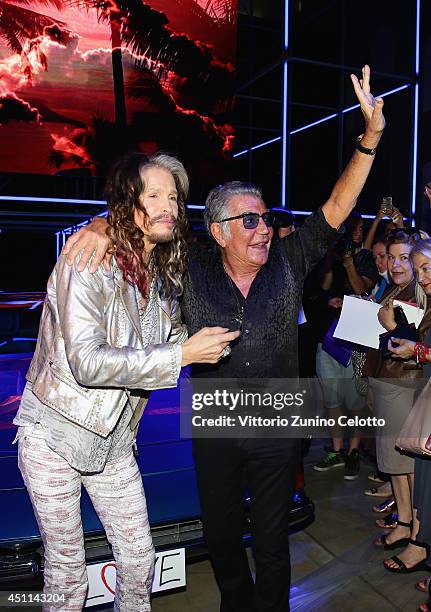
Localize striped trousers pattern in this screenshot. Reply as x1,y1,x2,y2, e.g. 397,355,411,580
18,427,154,611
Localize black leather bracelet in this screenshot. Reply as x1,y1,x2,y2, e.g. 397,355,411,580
355,134,377,156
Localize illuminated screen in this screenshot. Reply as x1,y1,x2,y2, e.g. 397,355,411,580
0,1,237,176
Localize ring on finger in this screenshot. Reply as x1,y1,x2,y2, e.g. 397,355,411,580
222,346,231,358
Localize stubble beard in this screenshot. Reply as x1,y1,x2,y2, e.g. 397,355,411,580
145,214,177,245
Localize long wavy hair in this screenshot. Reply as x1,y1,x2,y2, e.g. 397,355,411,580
104,152,189,298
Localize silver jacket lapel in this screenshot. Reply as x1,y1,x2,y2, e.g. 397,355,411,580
113,264,143,344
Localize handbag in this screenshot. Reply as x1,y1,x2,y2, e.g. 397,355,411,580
363,323,422,381
379,324,419,359
321,317,352,367
396,379,431,456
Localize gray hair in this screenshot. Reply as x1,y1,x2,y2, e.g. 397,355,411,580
148,152,189,202
204,181,263,240
410,238,431,309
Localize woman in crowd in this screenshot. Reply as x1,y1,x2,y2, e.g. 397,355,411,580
382,239,431,608
364,230,426,566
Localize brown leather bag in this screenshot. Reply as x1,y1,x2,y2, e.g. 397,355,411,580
363,281,422,380
363,345,422,380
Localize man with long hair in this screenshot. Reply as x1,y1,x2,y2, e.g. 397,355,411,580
63,67,385,611
14,152,239,611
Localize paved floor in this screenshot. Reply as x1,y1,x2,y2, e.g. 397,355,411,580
110,441,429,611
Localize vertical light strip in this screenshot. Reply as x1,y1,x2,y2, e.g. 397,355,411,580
411,0,421,226
416,0,421,74
281,0,290,207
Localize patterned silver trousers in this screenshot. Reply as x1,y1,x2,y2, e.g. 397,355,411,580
18,427,155,611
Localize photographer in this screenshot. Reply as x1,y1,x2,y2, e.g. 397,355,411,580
313,211,379,479
321,212,378,298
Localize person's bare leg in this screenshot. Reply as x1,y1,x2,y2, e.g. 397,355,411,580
377,474,411,546
407,473,420,540
348,434,361,453
332,436,343,452
328,406,343,452
385,473,428,569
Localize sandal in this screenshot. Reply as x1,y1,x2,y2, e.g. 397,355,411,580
375,512,398,529
384,539,431,574
373,497,397,513
375,519,411,550
417,577,431,612
365,486,391,497
416,577,431,593
368,471,385,483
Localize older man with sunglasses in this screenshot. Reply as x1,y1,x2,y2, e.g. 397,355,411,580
64,66,384,611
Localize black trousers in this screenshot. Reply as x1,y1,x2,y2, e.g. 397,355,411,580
192,438,300,612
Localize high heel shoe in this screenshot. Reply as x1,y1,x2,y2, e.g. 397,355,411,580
375,519,411,550
372,497,396,513
384,539,431,574
375,511,398,529
415,577,431,593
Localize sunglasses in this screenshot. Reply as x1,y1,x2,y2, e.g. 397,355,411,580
219,211,275,229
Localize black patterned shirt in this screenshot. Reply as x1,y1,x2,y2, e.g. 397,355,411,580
181,209,341,378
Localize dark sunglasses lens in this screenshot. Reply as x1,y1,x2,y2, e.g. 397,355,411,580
263,212,274,227
243,214,259,229
242,212,274,229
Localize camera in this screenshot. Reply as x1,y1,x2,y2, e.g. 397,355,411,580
381,196,393,216
334,237,356,258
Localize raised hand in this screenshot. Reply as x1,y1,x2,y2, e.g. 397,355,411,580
390,206,404,228
378,299,396,332
350,65,385,135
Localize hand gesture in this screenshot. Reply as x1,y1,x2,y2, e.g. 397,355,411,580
350,65,385,135
390,206,404,228
181,327,241,366
342,252,354,268
378,299,396,331
328,297,343,309
376,201,387,220
387,337,416,359
63,217,111,273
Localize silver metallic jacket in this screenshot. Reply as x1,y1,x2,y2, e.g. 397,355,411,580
27,254,187,438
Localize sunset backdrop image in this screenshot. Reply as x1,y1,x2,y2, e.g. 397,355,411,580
0,0,237,178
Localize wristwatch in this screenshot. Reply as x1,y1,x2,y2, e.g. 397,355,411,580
355,134,377,156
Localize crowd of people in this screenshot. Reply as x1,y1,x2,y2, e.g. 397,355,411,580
287,188,431,612
13,64,431,612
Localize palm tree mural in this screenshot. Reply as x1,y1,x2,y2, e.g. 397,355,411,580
48,112,139,175
204,0,236,24
65,0,236,125
0,0,65,78
63,1,127,126
64,0,194,126
47,1,236,171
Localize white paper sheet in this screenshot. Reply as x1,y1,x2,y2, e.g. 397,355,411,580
333,295,424,349
393,299,424,328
